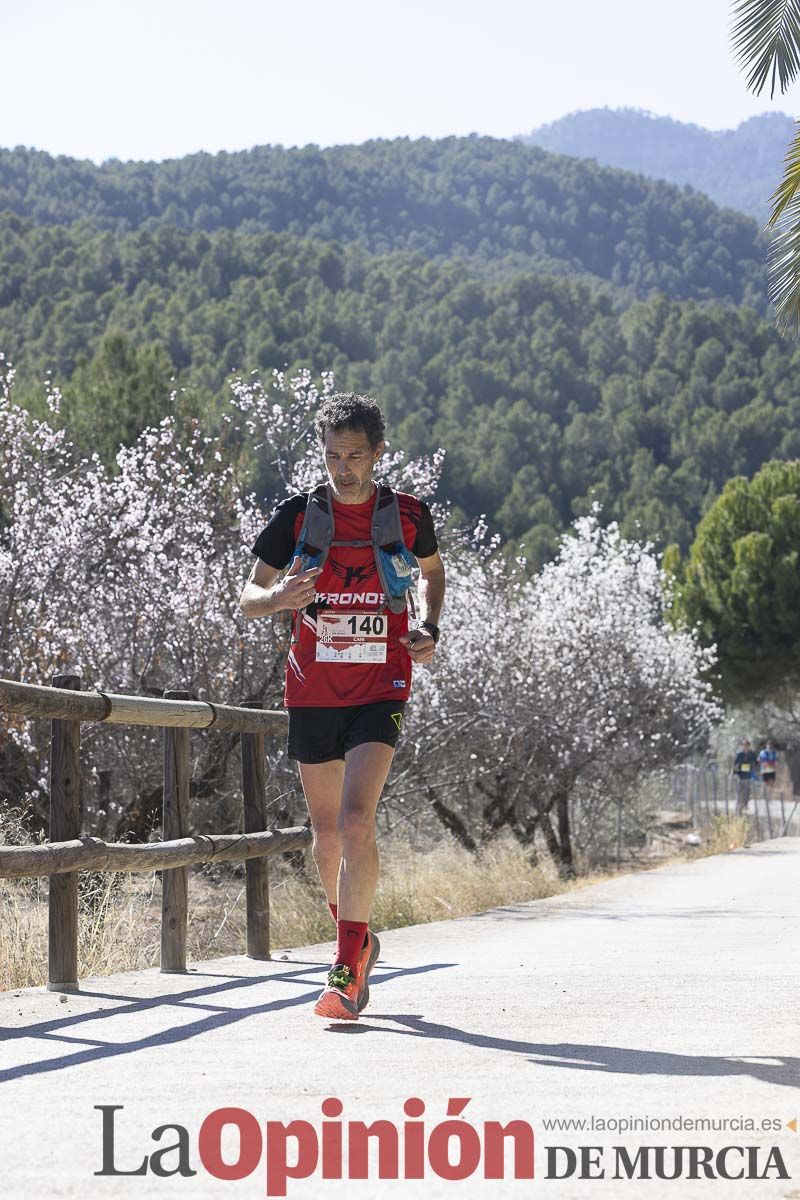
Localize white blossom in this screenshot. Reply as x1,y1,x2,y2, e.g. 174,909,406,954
0,358,720,859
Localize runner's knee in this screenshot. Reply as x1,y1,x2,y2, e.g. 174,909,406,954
312,824,342,857
338,800,377,845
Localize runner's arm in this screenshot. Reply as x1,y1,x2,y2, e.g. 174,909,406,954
416,549,445,628
399,550,445,664
239,557,321,619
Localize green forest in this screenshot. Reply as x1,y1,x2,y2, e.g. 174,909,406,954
0,138,767,303
0,133,794,567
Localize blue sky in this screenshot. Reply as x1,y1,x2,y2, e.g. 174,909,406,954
3,0,794,163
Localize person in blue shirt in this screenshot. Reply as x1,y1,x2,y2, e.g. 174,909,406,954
733,739,759,813
758,740,778,787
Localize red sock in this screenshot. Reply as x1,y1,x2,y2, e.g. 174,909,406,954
335,919,368,976
328,900,338,922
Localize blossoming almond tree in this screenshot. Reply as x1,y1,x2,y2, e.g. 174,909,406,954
0,360,280,836
1,356,719,871
411,509,721,874
0,361,444,841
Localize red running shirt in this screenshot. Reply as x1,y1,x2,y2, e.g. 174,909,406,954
251,487,438,708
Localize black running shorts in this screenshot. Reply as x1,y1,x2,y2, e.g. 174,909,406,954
287,701,406,763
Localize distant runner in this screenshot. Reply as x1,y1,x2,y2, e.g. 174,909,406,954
758,740,778,788
733,739,759,814
239,393,445,1020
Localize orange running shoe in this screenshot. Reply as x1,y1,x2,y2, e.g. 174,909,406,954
356,930,381,1013
314,963,359,1020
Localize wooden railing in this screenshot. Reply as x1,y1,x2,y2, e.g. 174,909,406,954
0,674,311,991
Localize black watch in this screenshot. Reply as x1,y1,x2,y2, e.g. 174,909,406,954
419,620,440,644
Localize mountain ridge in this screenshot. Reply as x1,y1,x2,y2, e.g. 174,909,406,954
0,135,767,310
519,107,794,221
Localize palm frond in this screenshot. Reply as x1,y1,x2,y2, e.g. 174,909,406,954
767,121,800,225
731,0,800,97
766,131,800,336
767,219,800,336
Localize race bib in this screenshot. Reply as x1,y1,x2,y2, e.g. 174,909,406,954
316,611,387,663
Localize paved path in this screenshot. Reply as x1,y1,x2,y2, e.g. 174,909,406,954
1,840,798,1199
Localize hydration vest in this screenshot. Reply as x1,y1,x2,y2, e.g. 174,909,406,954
293,482,417,615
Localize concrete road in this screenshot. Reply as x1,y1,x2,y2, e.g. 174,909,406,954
1,840,798,1199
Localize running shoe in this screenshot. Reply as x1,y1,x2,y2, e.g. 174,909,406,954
313,962,359,1020
357,929,381,1013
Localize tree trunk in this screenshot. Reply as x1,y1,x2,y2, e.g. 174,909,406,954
537,806,562,866
555,789,576,879
0,740,48,835
431,793,478,852
517,811,540,863
114,731,239,842
114,779,163,841
480,791,515,838
478,771,543,850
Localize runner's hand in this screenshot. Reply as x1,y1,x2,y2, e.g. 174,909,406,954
399,629,436,664
275,557,322,611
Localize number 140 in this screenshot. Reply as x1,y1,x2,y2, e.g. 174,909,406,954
347,615,385,635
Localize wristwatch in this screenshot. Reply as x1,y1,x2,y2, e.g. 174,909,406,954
419,620,440,644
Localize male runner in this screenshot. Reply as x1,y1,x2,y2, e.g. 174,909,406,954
758,739,778,787
733,738,759,813
239,392,445,1020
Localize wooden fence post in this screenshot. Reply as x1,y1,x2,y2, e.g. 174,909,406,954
48,673,82,992
241,701,270,960
161,688,190,973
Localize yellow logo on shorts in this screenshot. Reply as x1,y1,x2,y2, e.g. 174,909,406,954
391,712,403,731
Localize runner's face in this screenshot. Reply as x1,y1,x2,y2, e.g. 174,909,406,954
323,428,383,504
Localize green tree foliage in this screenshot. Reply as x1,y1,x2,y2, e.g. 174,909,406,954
56,331,181,467
1,216,799,562
0,137,767,306
675,460,800,696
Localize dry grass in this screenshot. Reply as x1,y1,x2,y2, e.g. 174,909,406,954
0,877,49,990
0,873,161,991
373,835,564,927
0,806,767,993
0,834,565,992
685,813,751,859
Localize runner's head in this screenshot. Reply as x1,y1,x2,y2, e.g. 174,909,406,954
315,392,385,504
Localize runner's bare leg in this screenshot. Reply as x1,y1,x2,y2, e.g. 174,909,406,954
336,741,395,923
298,760,345,906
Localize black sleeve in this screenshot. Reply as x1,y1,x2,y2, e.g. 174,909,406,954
412,501,439,559
251,494,307,570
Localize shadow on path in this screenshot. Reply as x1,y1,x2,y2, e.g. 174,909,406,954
353,1012,799,1092
0,962,453,1084
2,964,796,1094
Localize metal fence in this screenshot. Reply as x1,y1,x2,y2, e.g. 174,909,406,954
670,763,800,839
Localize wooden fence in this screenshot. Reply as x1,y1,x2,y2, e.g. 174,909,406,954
0,674,311,992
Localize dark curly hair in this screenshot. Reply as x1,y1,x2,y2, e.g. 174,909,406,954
314,392,385,450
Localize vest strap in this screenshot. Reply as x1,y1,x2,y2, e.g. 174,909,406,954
293,480,414,614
